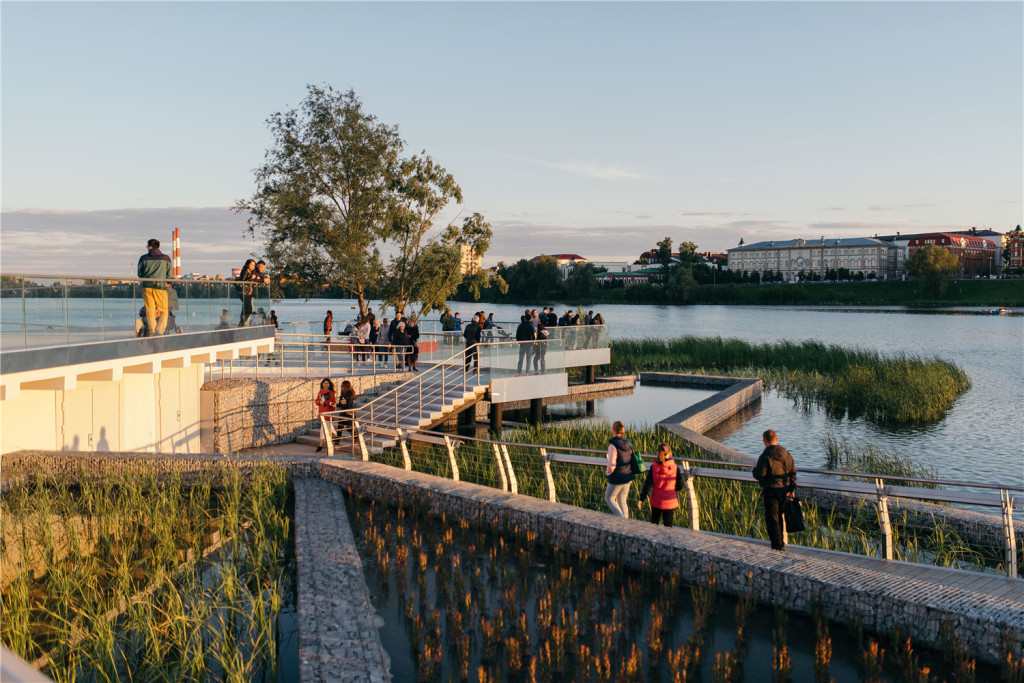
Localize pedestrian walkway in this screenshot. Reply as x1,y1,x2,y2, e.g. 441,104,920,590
293,477,391,683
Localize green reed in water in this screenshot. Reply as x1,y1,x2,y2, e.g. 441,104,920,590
0,463,293,683
607,336,972,426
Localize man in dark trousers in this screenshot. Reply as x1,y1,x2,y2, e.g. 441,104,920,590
463,314,482,371
515,314,535,375
752,429,797,552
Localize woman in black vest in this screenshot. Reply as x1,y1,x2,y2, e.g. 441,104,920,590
605,420,635,518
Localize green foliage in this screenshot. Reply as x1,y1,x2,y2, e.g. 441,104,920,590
821,433,938,487
905,244,961,297
606,337,972,426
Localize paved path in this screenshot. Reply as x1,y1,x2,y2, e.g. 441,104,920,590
293,477,391,683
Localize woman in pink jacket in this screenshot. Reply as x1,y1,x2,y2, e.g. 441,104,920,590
638,443,682,527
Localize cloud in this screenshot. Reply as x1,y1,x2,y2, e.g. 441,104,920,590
1,207,257,277
507,156,648,180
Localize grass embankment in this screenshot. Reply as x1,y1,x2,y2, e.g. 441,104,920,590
576,278,1024,307
607,337,972,426
0,464,292,682
377,424,1012,575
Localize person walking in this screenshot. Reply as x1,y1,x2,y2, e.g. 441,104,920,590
605,421,635,519
515,314,535,375
463,314,482,371
138,238,172,336
377,317,391,364
314,378,337,453
323,310,333,343
752,429,797,552
638,444,682,527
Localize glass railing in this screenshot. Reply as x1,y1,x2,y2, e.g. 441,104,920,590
479,337,566,378
0,275,272,350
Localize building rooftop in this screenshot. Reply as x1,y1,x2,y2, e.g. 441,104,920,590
729,237,891,251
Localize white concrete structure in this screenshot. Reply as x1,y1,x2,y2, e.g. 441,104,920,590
0,330,273,455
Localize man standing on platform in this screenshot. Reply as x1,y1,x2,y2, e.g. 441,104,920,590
463,314,482,371
137,239,172,337
752,429,797,552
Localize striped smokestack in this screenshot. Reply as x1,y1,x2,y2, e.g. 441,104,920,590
172,227,181,277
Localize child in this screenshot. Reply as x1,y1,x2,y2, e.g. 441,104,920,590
638,443,682,527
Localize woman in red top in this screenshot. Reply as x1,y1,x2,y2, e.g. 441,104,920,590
315,377,336,453
638,443,682,527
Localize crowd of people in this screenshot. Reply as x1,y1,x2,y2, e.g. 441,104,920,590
325,309,421,372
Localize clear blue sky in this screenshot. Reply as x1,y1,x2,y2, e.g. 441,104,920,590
2,1,1021,277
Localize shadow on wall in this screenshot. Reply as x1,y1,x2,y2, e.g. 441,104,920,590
248,381,279,447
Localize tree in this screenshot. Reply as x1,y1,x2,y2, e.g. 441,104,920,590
236,85,403,315
564,263,598,300
905,244,959,296
656,237,674,274
676,240,699,264
666,264,696,302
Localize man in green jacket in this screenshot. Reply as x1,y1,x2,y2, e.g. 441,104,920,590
138,238,172,336
753,429,797,552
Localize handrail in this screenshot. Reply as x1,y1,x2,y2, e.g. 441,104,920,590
329,416,1021,577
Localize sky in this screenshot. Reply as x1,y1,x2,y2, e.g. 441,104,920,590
2,1,1022,278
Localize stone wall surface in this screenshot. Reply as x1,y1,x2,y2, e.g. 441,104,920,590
202,374,410,453
294,478,390,683
319,457,1023,665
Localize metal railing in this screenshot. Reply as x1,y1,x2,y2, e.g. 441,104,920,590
0,274,272,350
206,341,416,380
321,416,1022,578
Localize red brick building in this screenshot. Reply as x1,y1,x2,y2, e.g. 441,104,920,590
906,233,999,276
1007,225,1024,272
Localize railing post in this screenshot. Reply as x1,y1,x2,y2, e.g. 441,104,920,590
397,428,412,471
354,420,369,461
540,448,557,503
322,416,334,457
501,445,518,495
444,435,460,481
681,461,700,531
1002,489,1018,578
493,443,508,491
327,344,332,377
875,478,893,560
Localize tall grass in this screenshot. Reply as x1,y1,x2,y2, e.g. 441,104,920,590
0,464,293,682
608,337,972,426
374,424,1003,574
822,433,939,487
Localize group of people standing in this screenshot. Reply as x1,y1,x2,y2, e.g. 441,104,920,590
327,309,421,372
235,259,271,327
605,422,798,552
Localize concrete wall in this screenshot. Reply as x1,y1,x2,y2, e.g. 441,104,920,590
0,365,204,455
200,372,410,453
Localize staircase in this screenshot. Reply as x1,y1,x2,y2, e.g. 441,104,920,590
301,348,489,454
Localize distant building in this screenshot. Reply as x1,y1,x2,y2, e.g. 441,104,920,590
1004,226,1023,272
596,267,666,286
459,245,482,276
534,253,588,279
906,233,999,277
727,236,901,281
588,261,631,274
637,249,681,265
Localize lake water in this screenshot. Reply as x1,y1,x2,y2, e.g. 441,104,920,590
4,297,1021,486
274,299,1022,488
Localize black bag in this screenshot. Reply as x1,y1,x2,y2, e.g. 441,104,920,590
675,469,685,492
784,497,806,533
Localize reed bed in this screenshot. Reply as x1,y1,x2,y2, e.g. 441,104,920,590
607,337,972,426
377,423,1006,575
344,489,1004,682
0,464,294,682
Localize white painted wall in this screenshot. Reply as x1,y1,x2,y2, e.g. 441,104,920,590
1,365,205,455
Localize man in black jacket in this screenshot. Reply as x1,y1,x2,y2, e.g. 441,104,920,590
463,314,482,371
515,315,534,375
752,429,797,552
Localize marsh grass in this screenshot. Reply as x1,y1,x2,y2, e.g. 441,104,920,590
369,424,1003,574
0,463,294,682
607,337,972,426
822,433,939,487
345,490,998,682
